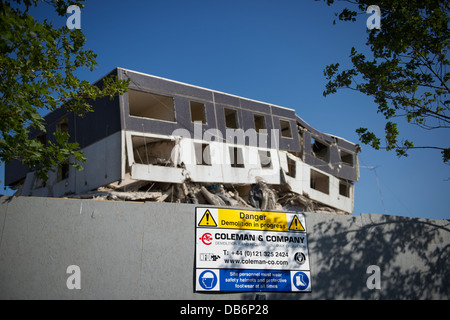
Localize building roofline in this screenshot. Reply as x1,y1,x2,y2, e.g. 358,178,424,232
117,68,357,147
38,67,357,148
118,67,296,112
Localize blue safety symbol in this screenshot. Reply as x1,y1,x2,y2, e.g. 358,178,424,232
199,270,218,290
293,271,309,291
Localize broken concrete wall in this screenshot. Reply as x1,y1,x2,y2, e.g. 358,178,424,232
123,131,354,213
0,196,448,299
301,125,359,182
16,129,355,213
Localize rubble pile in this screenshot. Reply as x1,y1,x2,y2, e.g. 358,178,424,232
66,178,348,215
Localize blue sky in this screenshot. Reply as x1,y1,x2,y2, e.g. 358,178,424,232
1,0,449,220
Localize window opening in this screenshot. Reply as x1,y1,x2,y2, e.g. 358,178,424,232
311,138,329,162
280,120,292,138
57,117,69,133
286,156,296,178
310,169,329,194
194,143,211,166
340,149,354,167
339,181,350,198
298,126,304,157
37,133,47,146
57,163,69,181
128,89,176,122
224,108,238,129
229,146,245,168
254,114,266,133
132,136,178,167
190,101,206,124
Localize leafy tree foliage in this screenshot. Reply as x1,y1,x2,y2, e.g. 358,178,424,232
0,0,129,181
322,0,449,163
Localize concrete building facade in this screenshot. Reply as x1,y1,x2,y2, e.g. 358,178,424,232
5,68,360,213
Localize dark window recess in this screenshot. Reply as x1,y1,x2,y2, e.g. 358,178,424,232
37,133,47,146
280,120,292,138
128,89,176,122
224,108,239,129
340,149,354,166
194,143,211,166
57,117,69,133
298,126,304,156
339,181,350,198
58,163,69,182
254,114,267,133
311,138,329,162
190,101,206,124
310,169,329,194
287,156,296,178
258,150,272,169
229,146,245,168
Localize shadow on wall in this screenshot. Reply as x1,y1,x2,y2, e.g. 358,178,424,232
310,214,449,299
239,213,450,300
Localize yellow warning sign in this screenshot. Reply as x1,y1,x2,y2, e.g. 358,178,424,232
196,208,307,232
289,215,305,231
198,209,217,227
218,208,288,232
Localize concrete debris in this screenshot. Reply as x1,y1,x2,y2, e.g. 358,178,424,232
248,179,281,210
66,189,172,202
200,186,226,206
134,139,179,167
63,177,347,214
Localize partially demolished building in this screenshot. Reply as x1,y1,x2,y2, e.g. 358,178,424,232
5,68,360,214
